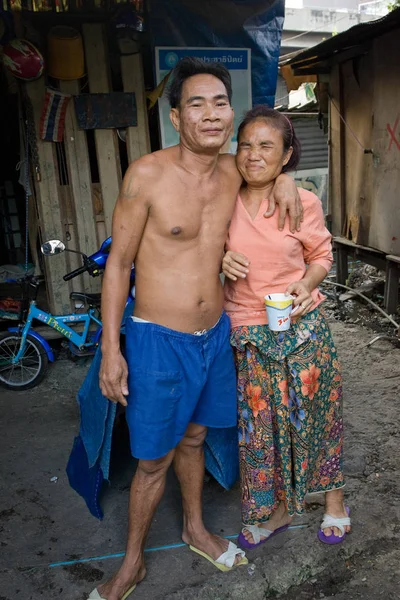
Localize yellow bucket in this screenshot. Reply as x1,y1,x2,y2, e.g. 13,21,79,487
47,26,84,80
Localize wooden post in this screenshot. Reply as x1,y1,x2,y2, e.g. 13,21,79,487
338,64,346,237
28,196,41,276
384,257,400,315
25,78,71,314
328,66,342,239
61,79,100,293
83,24,121,236
336,244,349,285
121,53,151,163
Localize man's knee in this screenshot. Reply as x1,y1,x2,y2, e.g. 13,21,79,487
179,423,207,450
137,450,174,477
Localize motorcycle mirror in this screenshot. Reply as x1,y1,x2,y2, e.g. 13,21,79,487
41,240,66,256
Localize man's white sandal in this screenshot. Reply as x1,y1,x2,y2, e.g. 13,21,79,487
87,584,136,599
189,541,248,572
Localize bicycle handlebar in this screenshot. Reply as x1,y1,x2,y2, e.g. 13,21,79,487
63,264,88,281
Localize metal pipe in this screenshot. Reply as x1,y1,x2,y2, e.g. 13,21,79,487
321,280,400,329
362,334,394,349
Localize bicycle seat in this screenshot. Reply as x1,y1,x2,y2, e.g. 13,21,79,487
70,292,102,306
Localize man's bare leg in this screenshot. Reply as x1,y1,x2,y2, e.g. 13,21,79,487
175,423,243,564
97,450,175,600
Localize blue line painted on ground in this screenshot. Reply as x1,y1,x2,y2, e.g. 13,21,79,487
48,525,307,568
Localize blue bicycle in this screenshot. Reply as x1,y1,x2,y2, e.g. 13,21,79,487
0,238,135,390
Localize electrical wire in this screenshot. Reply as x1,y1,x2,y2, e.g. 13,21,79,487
328,95,367,152
282,14,349,45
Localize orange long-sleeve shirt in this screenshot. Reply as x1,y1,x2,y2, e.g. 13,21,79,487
224,187,333,328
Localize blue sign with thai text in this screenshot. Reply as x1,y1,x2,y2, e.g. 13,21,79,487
158,49,249,71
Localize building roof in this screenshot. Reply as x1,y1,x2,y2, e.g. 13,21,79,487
283,7,400,71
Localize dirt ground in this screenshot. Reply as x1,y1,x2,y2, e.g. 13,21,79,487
279,319,400,600
1,294,400,599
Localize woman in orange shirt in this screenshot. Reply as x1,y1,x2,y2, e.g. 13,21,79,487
223,106,351,548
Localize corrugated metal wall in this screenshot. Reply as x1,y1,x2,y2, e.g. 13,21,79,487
275,73,289,107
292,118,328,170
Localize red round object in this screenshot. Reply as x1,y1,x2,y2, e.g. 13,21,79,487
2,39,44,81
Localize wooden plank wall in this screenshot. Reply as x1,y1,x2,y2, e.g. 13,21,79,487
369,29,400,256
29,23,150,312
328,65,343,238
83,23,122,236
341,55,373,246
61,78,99,294
26,78,72,314
329,28,400,256
121,53,151,162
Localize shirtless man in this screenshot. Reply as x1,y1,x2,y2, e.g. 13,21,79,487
90,57,301,600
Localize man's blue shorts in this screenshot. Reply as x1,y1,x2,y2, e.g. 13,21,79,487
125,312,237,460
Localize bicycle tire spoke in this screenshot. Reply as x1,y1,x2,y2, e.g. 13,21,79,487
1,341,18,359
0,337,42,386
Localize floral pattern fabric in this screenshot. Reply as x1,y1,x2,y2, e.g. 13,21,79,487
231,309,344,525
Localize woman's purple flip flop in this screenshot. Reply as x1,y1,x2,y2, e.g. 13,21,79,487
317,506,351,545
238,523,289,550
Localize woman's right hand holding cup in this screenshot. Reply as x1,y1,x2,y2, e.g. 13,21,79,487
222,251,250,281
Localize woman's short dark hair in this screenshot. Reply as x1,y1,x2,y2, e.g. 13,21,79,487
237,105,301,173
168,57,233,109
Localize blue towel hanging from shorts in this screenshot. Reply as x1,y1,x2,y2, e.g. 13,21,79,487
66,346,239,519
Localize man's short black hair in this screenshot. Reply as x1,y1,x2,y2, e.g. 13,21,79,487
168,56,233,109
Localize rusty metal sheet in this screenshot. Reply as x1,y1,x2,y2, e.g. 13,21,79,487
73,92,137,130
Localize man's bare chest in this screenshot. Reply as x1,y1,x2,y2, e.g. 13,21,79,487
149,181,237,242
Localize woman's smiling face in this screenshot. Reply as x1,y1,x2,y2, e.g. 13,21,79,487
236,118,293,186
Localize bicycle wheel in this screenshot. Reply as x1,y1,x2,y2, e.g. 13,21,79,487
0,332,49,390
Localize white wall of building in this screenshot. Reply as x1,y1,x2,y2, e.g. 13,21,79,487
282,0,388,52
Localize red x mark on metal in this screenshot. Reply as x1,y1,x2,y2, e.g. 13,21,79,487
387,115,400,152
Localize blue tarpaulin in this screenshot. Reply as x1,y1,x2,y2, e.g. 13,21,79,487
148,0,285,107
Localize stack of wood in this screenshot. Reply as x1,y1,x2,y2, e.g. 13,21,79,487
25,24,150,314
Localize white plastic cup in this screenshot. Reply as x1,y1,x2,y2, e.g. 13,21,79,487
264,293,294,331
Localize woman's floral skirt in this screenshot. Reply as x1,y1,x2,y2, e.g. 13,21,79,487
231,308,344,525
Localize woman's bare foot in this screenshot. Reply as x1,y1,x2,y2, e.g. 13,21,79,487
182,526,244,566
323,489,351,537
242,501,293,544
95,560,146,600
